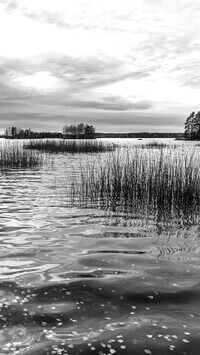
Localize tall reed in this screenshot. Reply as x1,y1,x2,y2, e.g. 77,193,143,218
24,139,115,154
0,142,44,169
70,147,200,223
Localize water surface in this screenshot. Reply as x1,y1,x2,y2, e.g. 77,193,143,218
0,138,200,355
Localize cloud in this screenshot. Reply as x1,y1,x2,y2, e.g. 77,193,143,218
60,98,152,111
42,55,151,90
0,55,152,103
3,0,73,29
0,0,200,131
4,0,19,11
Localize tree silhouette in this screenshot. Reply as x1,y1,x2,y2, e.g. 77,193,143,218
63,123,95,139
184,112,200,140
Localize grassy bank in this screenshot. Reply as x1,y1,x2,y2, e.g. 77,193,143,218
24,139,116,154
70,147,200,223
0,143,44,169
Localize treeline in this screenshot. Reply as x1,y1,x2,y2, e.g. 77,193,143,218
5,124,95,139
184,112,200,140
5,127,62,139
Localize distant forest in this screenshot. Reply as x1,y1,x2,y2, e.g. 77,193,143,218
4,124,184,139
184,112,200,140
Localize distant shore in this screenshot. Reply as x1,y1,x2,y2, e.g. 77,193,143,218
95,132,184,139
1,132,184,139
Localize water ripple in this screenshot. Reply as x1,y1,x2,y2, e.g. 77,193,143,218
0,141,200,354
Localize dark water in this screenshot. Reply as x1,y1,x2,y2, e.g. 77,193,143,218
0,139,200,355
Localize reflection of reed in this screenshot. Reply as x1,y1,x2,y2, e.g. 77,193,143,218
69,147,200,224
60,268,128,279
82,232,148,238
84,249,146,255
150,234,200,261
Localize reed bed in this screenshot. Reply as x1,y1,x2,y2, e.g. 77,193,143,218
0,143,44,169
24,139,115,154
70,147,200,223
136,141,177,149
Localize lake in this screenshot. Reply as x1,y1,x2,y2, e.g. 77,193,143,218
0,138,200,355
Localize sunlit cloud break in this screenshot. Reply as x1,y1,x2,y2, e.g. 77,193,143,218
0,0,200,132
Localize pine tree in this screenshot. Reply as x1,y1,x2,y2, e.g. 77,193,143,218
194,111,200,139
184,111,200,140
184,112,195,140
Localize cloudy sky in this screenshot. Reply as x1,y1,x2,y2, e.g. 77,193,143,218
0,0,200,132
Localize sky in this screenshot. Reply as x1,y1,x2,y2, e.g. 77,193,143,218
0,0,200,133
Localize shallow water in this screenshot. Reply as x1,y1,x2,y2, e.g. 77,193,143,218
0,139,200,355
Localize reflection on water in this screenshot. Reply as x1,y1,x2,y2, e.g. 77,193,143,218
0,139,200,354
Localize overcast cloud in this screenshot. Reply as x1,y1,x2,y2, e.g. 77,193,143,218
0,0,200,132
